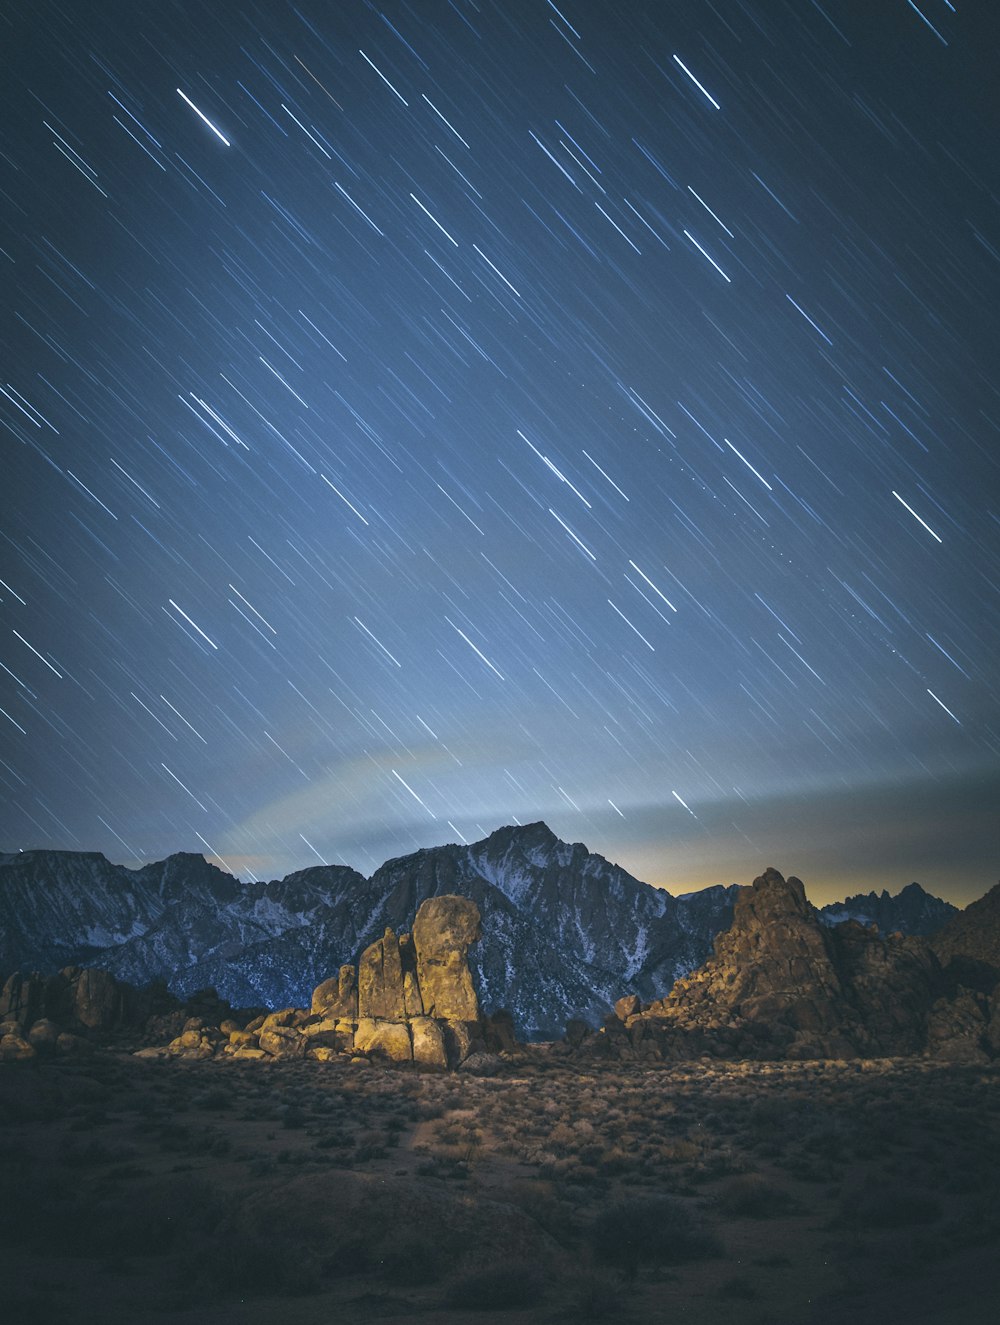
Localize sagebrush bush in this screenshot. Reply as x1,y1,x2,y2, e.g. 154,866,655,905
836,1179,942,1229
444,1262,546,1310
589,1195,722,1276
716,1174,794,1218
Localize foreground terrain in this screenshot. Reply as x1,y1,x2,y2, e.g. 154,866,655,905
3,1052,998,1323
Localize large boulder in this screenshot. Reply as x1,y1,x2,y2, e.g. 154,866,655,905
354,1018,412,1063
411,895,481,1021
259,1026,307,1059
311,965,358,1019
410,1015,448,1069
0,972,49,1027
358,929,407,1020
70,967,126,1030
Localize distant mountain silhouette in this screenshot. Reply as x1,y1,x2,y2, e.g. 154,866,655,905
818,881,956,936
0,827,960,1037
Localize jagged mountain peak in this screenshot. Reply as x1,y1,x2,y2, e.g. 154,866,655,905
819,878,957,937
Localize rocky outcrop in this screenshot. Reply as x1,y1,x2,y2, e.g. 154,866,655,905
2,894,489,1070
593,868,999,1063
133,894,488,1070
931,883,1000,990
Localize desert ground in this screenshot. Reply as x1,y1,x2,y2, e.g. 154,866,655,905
2,1051,998,1324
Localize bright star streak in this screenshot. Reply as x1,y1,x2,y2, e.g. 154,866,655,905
672,55,721,109
392,768,436,818
176,89,230,145
892,491,942,542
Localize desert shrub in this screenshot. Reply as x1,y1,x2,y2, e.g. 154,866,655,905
379,1233,444,1285
63,1175,227,1259
716,1175,794,1218
181,1193,326,1297
718,1274,757,1299
444,1262,546,1310
567,1271,622,1319
192,1086,232,1112
836,1180,942,1229
589,1195,722,1277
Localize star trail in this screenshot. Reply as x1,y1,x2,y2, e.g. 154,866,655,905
1,2,998,903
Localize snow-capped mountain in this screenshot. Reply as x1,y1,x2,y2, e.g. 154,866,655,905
1,824,737,1035
0,827,957,1037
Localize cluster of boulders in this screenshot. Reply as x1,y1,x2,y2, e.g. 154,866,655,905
580,868,1000,1064
0,963,174,1061
141,894,517,1070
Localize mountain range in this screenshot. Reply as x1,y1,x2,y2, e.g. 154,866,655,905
0,823,961,1037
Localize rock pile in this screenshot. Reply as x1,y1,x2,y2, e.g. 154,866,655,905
0,964,179,1061
590,867,1000,1064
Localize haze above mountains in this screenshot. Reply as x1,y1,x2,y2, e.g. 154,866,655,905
0,823,962,1037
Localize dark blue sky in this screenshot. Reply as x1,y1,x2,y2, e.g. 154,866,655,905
2,1,998,904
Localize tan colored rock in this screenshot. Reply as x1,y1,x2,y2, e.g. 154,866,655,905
171,1029,204,1050
411,895,481,1021
0,1032,35,1061
261,1008,300,1031
614,994,641,1021
607,867,947,1062
308,1046,339,1062
56,1031,92,1055
302,1017,338,1037
259,1026,306,1059
926,988,990,1062
228,1029,256,1048
220,1019,243,1036
71,968,124,1030
0,972,45,1027
442,1019,482,1066
358,929,407,1020
354,1018,412,1062
231,1046,268,1060
311,965,358,1019
410,1015,448,1069
27,1018,60,1051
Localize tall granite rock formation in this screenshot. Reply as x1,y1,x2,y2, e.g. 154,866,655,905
411,894,481,1020
231,894,482,1070
599,867,995,1062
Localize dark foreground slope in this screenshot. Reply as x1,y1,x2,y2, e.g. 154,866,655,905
2,1051,998,1325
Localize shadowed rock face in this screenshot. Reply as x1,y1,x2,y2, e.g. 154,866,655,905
931,883,1000,984
358,927,407,1021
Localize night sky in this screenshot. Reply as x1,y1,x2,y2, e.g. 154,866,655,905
2,1,998,906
